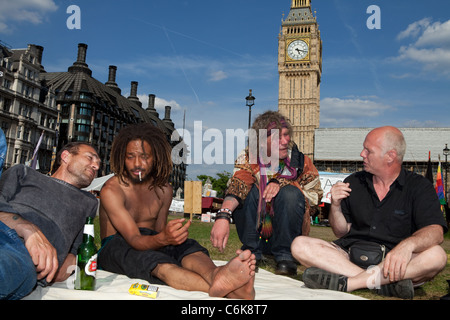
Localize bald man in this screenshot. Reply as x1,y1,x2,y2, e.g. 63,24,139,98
291,126,448,299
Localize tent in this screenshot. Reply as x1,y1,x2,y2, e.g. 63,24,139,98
83,173,114,192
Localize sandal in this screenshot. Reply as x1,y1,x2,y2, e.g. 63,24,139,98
302,267,348,292
376,279,414,299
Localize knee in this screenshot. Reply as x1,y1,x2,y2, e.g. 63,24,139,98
278,185,303,201
291,236,311,259
432,245,448,272
276,185,305,211
416,245,448,281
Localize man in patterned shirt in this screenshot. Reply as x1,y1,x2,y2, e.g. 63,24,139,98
211,111,323,275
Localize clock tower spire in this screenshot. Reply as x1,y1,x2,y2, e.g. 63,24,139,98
278,0,322,160
291,0,311,8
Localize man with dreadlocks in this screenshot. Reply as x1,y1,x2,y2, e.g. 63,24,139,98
98,123,256,299
211,111,323,276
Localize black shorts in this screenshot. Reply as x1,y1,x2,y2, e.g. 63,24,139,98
98,228,209,285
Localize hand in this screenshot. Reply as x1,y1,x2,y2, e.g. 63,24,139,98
382,243,412,282
22,225,59,282
330,182,351,206
162,218,190,246
210,219,230,253
263,182,280,203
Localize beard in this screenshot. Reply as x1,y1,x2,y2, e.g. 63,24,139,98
126,167,151,185
66,162,96,189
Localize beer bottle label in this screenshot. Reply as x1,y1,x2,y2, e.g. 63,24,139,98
84,224,95,238
85,253,98,277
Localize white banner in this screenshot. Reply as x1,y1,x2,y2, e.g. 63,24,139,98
319,172,350,204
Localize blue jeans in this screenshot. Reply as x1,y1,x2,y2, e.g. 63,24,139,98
233,184,305,262
0,221,36,300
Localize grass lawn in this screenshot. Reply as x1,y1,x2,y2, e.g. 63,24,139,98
93,215,450,300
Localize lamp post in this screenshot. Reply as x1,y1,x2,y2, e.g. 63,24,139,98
444,144,449,201
245,89,255,130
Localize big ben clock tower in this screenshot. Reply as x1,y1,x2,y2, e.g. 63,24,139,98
278,0,322,160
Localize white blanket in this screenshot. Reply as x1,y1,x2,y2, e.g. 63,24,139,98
23,261,364,300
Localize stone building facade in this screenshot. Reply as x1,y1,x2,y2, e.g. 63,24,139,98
0,43,58,171
0,42,186,194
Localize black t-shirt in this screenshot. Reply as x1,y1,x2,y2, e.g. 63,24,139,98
334,169,448,250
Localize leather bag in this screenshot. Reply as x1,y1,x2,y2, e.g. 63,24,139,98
349,241,388,269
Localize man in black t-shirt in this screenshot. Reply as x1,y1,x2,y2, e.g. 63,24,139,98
291,126,448,299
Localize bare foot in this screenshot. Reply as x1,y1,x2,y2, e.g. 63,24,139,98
209,249,256,299
226,272,255,300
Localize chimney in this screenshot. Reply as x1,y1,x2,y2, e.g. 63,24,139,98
127,81,141,107
107,65,117,83
68,43,92,75
163,105,174,127
28,44,45,72
76,43,88,64
130,81,138,97
146,94,159,117
105,65,121,94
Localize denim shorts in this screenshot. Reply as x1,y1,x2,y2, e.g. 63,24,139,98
0,221,37,300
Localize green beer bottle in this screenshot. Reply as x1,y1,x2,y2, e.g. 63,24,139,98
75,217,97,290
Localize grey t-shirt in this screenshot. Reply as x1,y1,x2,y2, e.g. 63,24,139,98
0,164,98,268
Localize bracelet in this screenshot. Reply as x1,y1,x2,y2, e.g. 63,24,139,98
215,208,233,222
218,208,232,215
215,212,231,222
268,178,279,185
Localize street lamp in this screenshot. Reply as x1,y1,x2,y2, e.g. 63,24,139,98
245,89,255,130
444,144,449,201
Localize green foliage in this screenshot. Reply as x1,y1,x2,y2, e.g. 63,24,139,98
197,171,232,198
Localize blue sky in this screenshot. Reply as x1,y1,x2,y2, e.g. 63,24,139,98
1,0,450,179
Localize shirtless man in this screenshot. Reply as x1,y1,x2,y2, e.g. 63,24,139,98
98,123,256,299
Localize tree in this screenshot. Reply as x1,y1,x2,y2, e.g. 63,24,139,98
197,171,232,198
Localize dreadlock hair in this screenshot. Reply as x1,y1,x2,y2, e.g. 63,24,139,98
110,122,172,190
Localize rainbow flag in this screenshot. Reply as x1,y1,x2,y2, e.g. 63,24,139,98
435,161,447,206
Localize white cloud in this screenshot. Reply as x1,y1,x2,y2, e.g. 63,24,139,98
415,20,450,48
135,94,182,112
118,54,274,83
397,18,432,41
0,0,58,33
320,97,393,127
154,96,182,112
401,119,442,128
395,18,450,75
208,70,227,82
398,46,450,71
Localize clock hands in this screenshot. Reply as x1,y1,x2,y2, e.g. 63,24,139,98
287,40,308,60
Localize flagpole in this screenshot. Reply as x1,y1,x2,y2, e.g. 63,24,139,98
49,98,61,175
30,130,44,170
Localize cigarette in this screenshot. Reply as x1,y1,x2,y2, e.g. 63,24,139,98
139,171,142,181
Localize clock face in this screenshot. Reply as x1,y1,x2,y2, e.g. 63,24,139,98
287,40,309,60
